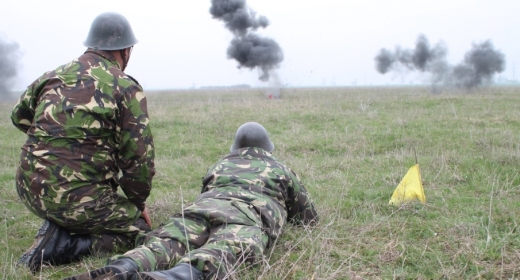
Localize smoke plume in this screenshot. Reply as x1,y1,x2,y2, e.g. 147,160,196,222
375,35,505,90
210,0,283,81
0,38,21,96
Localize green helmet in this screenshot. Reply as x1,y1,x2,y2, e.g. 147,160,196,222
84,12,138,50
230,122,275,152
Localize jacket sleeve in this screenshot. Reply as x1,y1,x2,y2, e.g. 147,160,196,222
286,168,319,226
11,76,48,133
116,85,155,211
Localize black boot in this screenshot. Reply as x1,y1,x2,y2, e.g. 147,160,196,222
18,219,92,273
135,263,204,280
63,258,139,280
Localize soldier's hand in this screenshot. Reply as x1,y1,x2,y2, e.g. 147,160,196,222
141,206,152,228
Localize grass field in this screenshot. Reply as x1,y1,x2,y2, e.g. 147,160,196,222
2,86,520,279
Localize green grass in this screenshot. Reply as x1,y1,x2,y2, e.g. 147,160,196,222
2,86,520,279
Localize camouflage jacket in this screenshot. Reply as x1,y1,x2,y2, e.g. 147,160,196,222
199,147,318,240
11,48,155,211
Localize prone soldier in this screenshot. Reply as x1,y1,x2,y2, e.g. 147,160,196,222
65,122,318,280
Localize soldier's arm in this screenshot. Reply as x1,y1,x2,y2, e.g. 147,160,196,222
11,77,47,133
286,169,319,226
116,85,155,211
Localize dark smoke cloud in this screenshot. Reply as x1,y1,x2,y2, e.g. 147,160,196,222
227,34,283,81
209,0,269,35
450,41,505,88
0,38,21,96
375,35,505,90
210,0,283,81
375,35,448,74
375,48,395,74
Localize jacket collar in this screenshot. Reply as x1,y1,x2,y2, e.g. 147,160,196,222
84,48,122,69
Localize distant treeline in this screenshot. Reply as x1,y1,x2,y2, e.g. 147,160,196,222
198,84,251,90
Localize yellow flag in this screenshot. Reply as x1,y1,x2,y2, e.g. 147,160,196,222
389,164,425,206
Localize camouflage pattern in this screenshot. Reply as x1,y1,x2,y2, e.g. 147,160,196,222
110,147,318,279
11,48,155,252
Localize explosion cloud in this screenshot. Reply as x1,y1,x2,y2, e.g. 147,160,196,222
210,0,283,81
0,38,21,96
375,35,505,90
451,41,506,89
209,0,269,35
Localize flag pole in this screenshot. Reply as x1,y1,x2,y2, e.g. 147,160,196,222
413,147,418,164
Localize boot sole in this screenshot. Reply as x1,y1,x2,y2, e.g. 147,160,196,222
64,266,131,280
17,220,53,269
17,235,44,268
136,272,171,280
62,271,98,280
34,219,52,237
90,266,125,280
19,220,60,273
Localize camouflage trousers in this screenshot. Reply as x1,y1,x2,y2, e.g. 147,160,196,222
16,175,150,253
111,198,269,279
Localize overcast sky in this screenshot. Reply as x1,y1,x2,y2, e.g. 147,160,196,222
0,0,518,90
